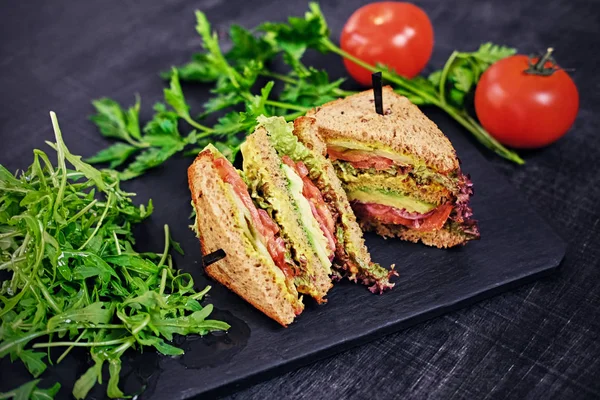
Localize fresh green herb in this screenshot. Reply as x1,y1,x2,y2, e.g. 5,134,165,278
88,3,522,180
0,112,229,399
87,72,206,180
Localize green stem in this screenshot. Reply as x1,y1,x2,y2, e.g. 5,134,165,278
113,231,121,255
157,224,170,269
110,336,136,355
32,337,130,349
124,136,150,148
284,110,307,121
321,38,438,104
441,105,525,164
0,329,64,356
36,279,62,314
159,268,168,295
183,116,214,133
0,256,26,270
66,199,98,224
191,285,211,300
0,231,20,239
57,328,87,364
438,51,459,105
132,314,151,335
320,38,524,164
265,100,309,112
333,88,357,97
78,191,113,250
260,71,298,85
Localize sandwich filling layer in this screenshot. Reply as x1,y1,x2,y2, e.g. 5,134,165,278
327,143,479,239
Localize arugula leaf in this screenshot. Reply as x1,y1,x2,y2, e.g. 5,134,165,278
12,379,39,400
47,302,113,330
30,383,61,400
0,380,61,400
18,350,47,378
72,356,103,400
106,357,125,399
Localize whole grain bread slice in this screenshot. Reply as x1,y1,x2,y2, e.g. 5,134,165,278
306,86,459,173
188,147,303,327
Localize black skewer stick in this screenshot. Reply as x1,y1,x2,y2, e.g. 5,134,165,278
203,249,226,266
372,71,384,115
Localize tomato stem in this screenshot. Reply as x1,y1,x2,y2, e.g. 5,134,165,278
525,48,558,76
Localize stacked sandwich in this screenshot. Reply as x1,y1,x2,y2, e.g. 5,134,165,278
307,87,479,248
188,88,479,326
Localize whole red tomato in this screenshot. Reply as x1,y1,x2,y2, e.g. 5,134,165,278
341,2,434,86
475,50,579,148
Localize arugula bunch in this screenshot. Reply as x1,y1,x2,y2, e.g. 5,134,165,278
0,113,229,399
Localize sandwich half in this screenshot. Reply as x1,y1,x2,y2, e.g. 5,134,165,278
188,145,303,326
254,115,395,293
306,86,480,248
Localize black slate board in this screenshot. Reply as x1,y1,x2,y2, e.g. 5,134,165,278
0,110,565,400
0,1,567,398
143,109,566,399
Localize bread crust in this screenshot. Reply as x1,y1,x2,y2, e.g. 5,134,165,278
306,86,459,173
188,148,302,327
360,220,473,248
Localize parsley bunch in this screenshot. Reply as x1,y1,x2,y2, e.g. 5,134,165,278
0,113,229,399
87,3,522,179
257,3,524,164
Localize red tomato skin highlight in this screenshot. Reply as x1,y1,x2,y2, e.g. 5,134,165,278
341,2,434,86
474,55,579,148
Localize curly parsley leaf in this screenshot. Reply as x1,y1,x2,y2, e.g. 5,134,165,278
226,24,277,66
86,142,139,168
90,96,142,144
280,68,345,107
258,3,330,54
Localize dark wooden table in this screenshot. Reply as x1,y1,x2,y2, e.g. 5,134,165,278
1,0,599,398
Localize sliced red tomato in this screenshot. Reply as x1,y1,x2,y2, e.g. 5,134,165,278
353,202,414,227
353,202,453,232
281,156,337,258
414,204,453,232
214,156,293,276
214,157,263,234
327,147,395,170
